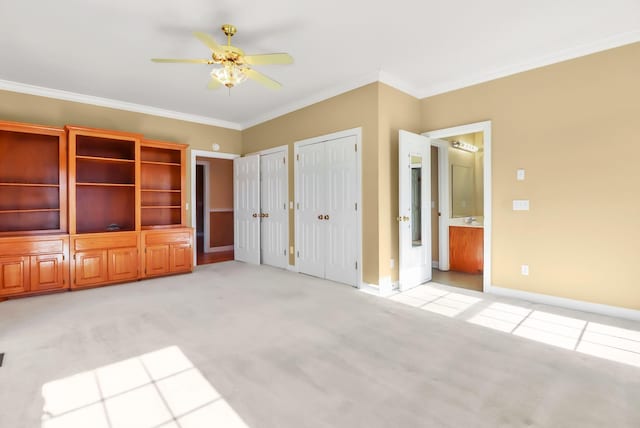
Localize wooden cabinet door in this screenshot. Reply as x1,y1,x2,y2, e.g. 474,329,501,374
108,248,138,282
0,256,30,296
145,244,169,277
75,250,108,287
30,254,65,291
449,227,484,274
170,243,192,273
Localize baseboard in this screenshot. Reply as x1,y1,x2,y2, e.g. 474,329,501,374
286,264,298,273
359,281,396,297
432,261,439,269
488,285,640,322
207,245,233,253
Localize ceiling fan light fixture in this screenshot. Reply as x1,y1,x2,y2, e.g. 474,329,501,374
211,63,247,88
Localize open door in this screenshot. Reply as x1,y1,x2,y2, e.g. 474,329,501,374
398,130,431,290
234,155,260,264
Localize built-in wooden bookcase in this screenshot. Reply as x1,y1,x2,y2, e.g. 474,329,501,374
67,126,141,234
140,140,187,229
0,121,69,298
0,121,67,235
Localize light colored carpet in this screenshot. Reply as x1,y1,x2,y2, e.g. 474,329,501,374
0,261,639,427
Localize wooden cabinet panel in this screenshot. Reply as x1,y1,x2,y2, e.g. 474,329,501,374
0,256,30,296
170,243,192,273
145,244,169,277
30,254,64,291
449,226,484,274
74,250,108,287
108,248,138,282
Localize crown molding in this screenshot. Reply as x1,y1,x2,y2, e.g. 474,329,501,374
0,79,243,130
417,30,640,99
377,71,421,99
240,71,381,129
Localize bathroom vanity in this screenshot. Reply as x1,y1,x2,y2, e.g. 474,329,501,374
449,218,483,274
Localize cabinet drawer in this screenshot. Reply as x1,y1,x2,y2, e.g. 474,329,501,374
73,233,138,251
144,229,192,246
0,236,66,257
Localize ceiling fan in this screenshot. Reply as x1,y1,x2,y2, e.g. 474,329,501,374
151,24,293,90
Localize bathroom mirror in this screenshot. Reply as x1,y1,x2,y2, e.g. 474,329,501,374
411,155,422,247
451,165,474,217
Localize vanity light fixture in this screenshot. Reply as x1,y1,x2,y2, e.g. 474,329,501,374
452,140,479,153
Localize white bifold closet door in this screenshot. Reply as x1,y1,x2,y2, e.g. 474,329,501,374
260,152,288,269
297,136,357,286
234,155,261,264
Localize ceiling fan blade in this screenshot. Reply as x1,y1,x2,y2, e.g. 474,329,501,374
244,69,281,89
193,31,225,54
243,53,293,65
207,77,222,90
151,58,212,64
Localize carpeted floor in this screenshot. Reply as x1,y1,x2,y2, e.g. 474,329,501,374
0,261,639,427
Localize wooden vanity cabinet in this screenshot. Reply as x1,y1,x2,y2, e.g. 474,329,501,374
449,226,484,274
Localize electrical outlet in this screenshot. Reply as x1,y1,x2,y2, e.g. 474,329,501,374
517,169,526,181
521,265,529,276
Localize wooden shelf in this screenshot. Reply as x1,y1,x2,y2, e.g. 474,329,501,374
0,209,60,214
141,224,183,230
76,155,135,164
76,182,135,187
141,189,181,193
0,182,59,188
141,160,180,167
141,206,180,209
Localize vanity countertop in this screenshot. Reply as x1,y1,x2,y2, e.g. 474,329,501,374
449,217,484,229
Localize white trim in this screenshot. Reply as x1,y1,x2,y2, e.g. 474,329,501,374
417,31,640,99
242,73,380,129
432,261,439,269
428,138,451,271
287,264,299,273
195,160,211,253
0,79,243,130
190,149,240,266
294,127,363,288
257,145,290,270
423,121,492,293
378,71,421,98
489,285,640,322
359,282,396,298
208,245,234,253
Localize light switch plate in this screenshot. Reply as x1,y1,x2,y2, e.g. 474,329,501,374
521,265,529,276
513,200,530,211
517,169,525,181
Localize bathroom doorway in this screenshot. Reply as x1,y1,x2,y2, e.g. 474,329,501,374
423,122,492,293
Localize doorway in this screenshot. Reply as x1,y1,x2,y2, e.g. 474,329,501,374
423,121,492,293
190,150,240,266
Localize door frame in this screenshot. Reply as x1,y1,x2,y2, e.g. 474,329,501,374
246,145,290,268
293,128,362,288
190,149,240,266
195,160,211,253
422,121,492,292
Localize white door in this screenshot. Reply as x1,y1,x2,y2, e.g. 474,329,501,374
399,130,431,290
260,152,288,268
234,155,260,264
324,136,358,286
296,142,325,278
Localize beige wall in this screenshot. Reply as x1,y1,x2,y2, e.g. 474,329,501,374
208,158,234,209
421,42,640,310
0,89,242,227
242,83,380,284
377,83,422,283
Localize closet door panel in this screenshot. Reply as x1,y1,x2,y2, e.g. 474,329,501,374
296,143,325,278
324,136,358,286
260,152,288,269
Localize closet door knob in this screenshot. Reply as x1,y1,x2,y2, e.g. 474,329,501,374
318,215,323,220
252,213,258,218
265,213,269,218
324,215,329,220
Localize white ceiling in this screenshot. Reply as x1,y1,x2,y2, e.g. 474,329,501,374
1,0,638,129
